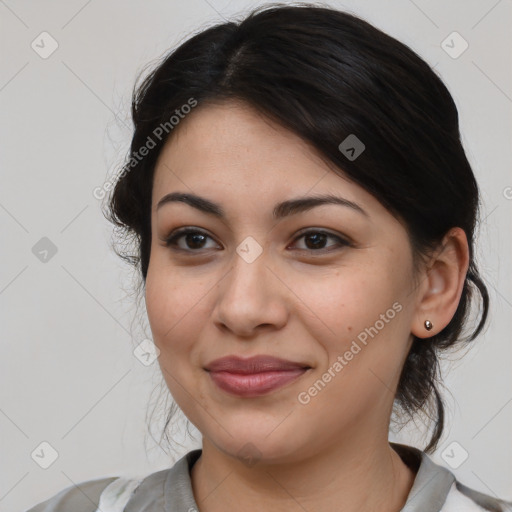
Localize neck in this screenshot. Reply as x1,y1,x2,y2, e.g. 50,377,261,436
190,435,416,512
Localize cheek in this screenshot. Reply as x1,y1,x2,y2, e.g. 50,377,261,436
295,258,411,393
145,265,200,349
144,261,217,376
291,265,400,343
144,270,204,400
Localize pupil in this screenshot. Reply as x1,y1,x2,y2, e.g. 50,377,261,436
188,233,205,249
306,233,326,249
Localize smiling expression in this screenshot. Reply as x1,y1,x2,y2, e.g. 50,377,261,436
144,99,421,462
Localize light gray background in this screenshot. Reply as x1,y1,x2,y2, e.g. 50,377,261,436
1,1,511,510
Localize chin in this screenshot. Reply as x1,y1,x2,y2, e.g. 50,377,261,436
205,424,306,467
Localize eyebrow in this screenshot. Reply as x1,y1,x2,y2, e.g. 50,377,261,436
156,191,368,220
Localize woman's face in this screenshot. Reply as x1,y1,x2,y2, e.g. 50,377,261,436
145,100,421,463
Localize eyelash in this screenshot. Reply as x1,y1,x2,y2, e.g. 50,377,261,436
162,227,352,255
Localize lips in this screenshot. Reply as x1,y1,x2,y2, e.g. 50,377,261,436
205,355,310,373
204,355,311,397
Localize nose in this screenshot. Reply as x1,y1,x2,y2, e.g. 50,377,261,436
211,248,289,338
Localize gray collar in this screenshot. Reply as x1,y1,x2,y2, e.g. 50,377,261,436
155,442,455,512
390,442,455,511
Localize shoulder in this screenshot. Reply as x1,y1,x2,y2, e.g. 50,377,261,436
25,476,120,512
441,480,512,512
24,450,202,512
390,442,511,512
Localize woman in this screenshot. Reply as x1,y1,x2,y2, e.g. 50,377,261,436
26,3,511,511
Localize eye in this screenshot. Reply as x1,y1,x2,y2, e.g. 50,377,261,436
289,229,352,253
162,227,352,254
163,228,220,252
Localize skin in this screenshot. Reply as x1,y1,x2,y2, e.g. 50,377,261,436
145,99,469,512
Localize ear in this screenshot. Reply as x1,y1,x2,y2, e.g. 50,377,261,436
411,227,469,339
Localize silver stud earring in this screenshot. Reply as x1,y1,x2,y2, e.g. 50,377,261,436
424,320,433,331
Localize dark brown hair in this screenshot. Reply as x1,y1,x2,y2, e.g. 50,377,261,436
104,2,489,453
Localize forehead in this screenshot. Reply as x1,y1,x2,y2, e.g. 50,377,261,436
154,100,330,182
150,100,382,218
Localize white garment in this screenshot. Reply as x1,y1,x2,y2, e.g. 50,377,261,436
95,477,143,512
94,473,512,512
440,482,512,511
27,444,512,512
